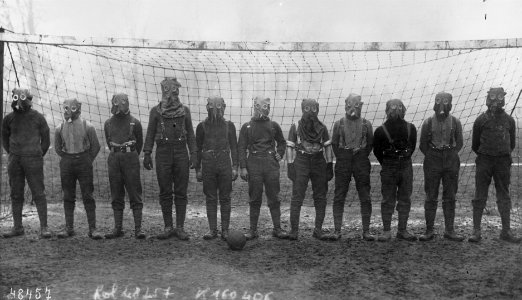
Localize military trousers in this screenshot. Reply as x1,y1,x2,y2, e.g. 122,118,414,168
60,152,96,212
108,150,143,211
155,143,190,208
380,157,413,231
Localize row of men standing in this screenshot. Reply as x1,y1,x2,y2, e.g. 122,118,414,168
1,78,520,244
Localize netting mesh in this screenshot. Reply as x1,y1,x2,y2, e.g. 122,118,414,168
1,37,521,221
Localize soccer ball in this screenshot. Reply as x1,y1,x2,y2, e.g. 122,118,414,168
227,230,246,251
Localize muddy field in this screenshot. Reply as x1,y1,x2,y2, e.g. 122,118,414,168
1,196,521,300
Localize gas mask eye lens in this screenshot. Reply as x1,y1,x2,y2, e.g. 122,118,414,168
71,106,78,112
12,95,19,101
498,94,505,101
489,94,497,100
19,94,27,101
435,98,442,104
216,103,222,109
163,85,170,92
443,99,449,105
304,106,310,112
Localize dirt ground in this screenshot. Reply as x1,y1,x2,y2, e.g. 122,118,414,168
1,197,521,300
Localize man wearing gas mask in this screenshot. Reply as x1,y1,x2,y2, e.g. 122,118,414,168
285,99,333,240
55,98,102,239
1,88,51,238
418,92,464,242
469,87,520,243
143,78,197,240
329,94,374,241
373,99,417,242
238,96,289,240
195,96,239,240
103,93,145,239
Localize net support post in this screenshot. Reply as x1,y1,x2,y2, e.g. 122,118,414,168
0,27,4,198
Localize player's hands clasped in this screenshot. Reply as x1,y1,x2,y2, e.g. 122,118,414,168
240,168,249,182
143,153,153,170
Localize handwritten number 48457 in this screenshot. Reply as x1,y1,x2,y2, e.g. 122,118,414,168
9,287,52,300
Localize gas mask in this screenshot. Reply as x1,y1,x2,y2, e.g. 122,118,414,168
345,93,363,120
253,96,271,119
301,98,319,122
433,92,452,119
11,88,33,112
160,77,182,108
486,87,506,114
385,99,406,120
62,99,82,122
111,93,130,116
206,96,226,123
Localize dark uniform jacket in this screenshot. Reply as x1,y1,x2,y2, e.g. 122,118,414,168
237,118,286,169
104,114,144,155
195,119,238,170
143,105,196,154
373,118,417,165
472,110,515,156
2,109,50,157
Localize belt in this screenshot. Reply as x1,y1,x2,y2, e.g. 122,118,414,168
297,149,323,156
111,145,136,153
249,150,275,156
62,151,89,159
383,155,411,161
429,145,455,152
203,149,230,153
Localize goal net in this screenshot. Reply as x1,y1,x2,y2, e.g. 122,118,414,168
1,32,521,221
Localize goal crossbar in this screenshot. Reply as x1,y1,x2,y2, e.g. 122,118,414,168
1,31,522,51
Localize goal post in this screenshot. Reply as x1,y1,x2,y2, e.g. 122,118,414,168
1,31,521,221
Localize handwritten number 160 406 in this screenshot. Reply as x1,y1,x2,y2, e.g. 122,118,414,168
195,288,274,300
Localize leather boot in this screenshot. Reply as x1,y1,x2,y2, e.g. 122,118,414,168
2,226,25,238
468,229,482,243
157,206,175,240
175,205,189,241
57,202,75,238
3,200,25,238
220,202,231,241
331,204,343,241
360,202,374,241
397,214,417,241
362,231,375,241
419,208,436,241
377,230,392,242
105,210,124,239
312,228,329,240
288,204,300,240
468,207,483,243
442,202,464,242
133,209,146,239
86,207,103,240
313,203,327,240
245,204,260,240
498,203,521,243
34,197,50,236
204,203,218,240
500,229,522,243
270,205,289,239
40,226,52,239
